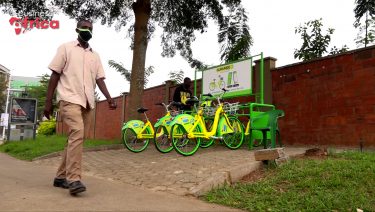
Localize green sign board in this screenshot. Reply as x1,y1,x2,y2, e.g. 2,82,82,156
11,80,40,89
202,58,252,98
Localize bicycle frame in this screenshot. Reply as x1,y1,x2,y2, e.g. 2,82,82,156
122,119,154,139
191,104,234,139
122,109,172,140
171,101,235,140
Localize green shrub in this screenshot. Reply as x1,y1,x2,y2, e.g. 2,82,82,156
37,120,56,135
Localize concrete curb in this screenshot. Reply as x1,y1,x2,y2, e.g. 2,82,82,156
32,144,124,161
188,161,262,197
188,171,230,197
188,149,308,197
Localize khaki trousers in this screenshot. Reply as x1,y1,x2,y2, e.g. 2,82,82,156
56,101,93,182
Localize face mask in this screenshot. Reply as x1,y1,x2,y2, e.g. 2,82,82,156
77,28,92,42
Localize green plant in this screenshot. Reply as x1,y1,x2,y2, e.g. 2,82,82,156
204,151,375,211
168,70,184,84
329,45,349,55
294,18,334,61
37,120,56,136
108,60,154,88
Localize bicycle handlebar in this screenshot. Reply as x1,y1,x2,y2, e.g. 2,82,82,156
202,88,228,105
155,101,183,112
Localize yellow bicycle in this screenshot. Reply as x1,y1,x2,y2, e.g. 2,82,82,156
169,89,244,156
122,102,179,153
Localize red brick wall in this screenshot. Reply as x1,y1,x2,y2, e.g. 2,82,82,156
272,46,375,147
141,84,167,123
57,47,375,148
94,96,123,139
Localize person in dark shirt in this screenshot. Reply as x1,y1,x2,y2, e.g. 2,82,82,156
173,77,192,111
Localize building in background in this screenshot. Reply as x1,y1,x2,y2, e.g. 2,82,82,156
10,76,41,98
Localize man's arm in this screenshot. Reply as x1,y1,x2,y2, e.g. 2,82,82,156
43,71,60,119
96,78,117,110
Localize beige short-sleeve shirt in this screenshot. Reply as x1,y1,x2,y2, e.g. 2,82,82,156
48,40,105,109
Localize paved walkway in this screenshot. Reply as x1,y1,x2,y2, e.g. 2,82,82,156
0,152,242,211
33,145,307,196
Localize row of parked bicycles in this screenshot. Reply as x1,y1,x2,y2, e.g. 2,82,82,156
121,89,284,156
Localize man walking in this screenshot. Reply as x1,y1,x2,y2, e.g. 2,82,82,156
44,20,117,195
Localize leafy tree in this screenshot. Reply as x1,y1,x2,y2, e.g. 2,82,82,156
27,74,56,120
355,17,375,47
1,0,252,120
168,70,184,84
354,0,375,47
108,60,154,88
329,45,349,55
0,74,8,114
294,18,334,61
219,6,252,62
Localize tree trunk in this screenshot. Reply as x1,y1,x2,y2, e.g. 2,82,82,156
126,0,151,121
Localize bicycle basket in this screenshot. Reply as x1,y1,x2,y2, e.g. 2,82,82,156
223,102,240,115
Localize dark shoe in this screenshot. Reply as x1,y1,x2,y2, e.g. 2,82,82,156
69,181,86,195
53,178,69,189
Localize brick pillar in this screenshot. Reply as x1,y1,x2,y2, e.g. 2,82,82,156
122,92,129,122
254,57,277,104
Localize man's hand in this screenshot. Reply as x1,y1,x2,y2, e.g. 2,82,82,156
44,100,53,120
108,99,117,110
44,71,60,120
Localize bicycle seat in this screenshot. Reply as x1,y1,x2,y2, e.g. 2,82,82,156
137,107,149,113
202,93,213,97
171,102,183,107
186,97,199,105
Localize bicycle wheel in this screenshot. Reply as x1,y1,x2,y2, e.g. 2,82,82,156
154,125,173,153
122,127,150,153
200,117,214,148
171,124,200,156
222,116,244,149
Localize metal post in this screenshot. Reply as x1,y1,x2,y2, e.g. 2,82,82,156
2,75,11,140
260,52,264,104
194,70,197,97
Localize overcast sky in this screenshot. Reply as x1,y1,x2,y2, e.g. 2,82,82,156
0,0,357,99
